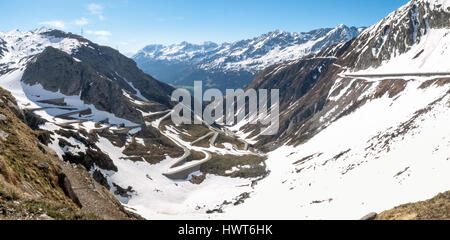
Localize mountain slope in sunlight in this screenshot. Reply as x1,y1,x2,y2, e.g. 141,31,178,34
134,25,364,92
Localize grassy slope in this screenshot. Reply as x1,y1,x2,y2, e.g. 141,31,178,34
0,88,138,220
376,191,450,220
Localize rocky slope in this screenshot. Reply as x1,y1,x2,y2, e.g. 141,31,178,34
18,30,173,124
0,87,138,220
217,0,450,219
342,0,450,72
234,0,450,149
376,190,449,220
134,25,364,92
1,0,448,220
0,28,263,219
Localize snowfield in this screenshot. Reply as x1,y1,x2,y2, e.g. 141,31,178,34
351,29,450,75
1,2,450,220
218,79,450,219
95,134,254,220
0,29,259,219
0,28,85,67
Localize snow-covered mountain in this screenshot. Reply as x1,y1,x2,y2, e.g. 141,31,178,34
133,25,364,92
0,28,263,219
1,0,449,220
223,0,450,219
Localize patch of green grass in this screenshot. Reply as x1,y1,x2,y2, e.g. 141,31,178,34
7,199,98,220
216,133,245,149
201,154,267,178
161,118,211,143
178,124,211,142
192,137,211,148
186,150,206,162
0,180,93,220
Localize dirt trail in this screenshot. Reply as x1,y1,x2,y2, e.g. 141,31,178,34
57,160,140,220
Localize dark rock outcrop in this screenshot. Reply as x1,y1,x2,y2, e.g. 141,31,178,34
93,170,110,190
59,174,83,208
21,29,175,124
62,149,118,172
0,87,138,220
0,38,6,58
73,43,174,106
24,110,47,130
113,183,135,199
21,47,147,123
360,212,378,220
41,29,174,106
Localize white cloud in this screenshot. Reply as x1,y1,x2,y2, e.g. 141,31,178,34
39,21,65,29
75,17,89,26
86,30,111,36
87,3,105,20
87,3,103,14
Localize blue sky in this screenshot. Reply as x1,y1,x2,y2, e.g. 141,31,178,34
0,0,409,54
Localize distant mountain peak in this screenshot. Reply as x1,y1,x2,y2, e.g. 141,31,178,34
134,25,365,92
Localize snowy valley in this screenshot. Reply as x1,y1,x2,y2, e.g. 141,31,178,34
219,0,450,219
0,0,448,220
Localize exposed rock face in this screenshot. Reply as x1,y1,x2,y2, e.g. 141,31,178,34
40,30,174,106
0,28,174,126
62,149,118,172
59,174,83,208
72,42,174,106
0,87,138,220
24,110,47,130
0,28,259,218
0,38,5,58
236,0,450,150
360,212,378,220
239,41,354,148
342,0,450,71
93,170,110,190
113,183,135,199
134,25,364,92
22,46,165,124
22,47,93,95
55,127,118,172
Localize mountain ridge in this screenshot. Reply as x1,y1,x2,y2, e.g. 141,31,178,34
218,0,450,219
133,24,364,92
234,0,450,148
0,0,448,220
0,27,264,219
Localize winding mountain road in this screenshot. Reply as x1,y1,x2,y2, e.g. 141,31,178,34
150,111,214,180
151,110,254,180
342,72,450,78
191,132,214,145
